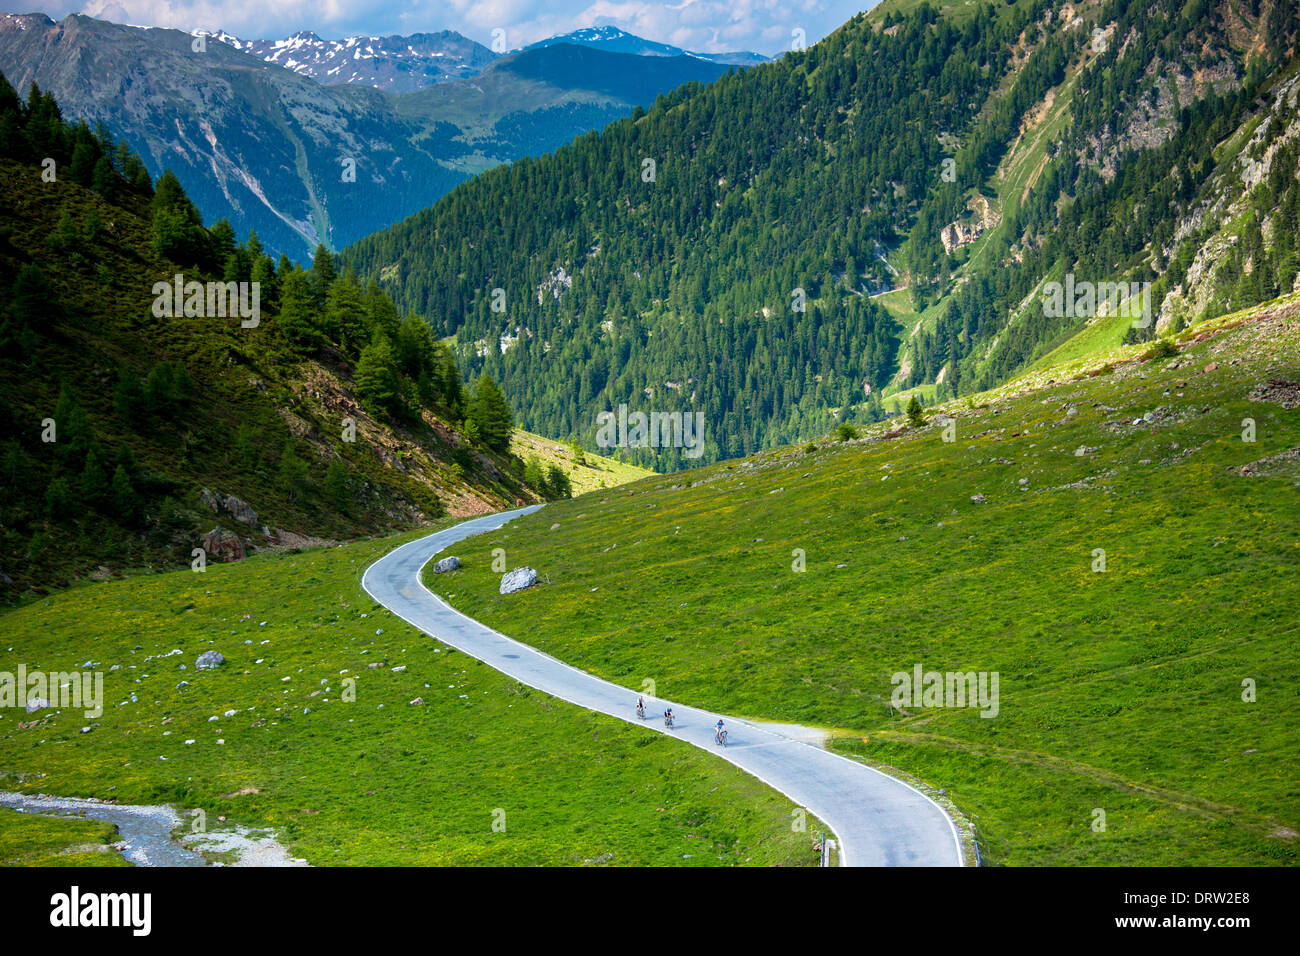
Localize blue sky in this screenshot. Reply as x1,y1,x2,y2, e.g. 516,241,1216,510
13,1,879,56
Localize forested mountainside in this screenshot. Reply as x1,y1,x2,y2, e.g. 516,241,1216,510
0,76,570,601
345,0,1299,469
0,14,736,259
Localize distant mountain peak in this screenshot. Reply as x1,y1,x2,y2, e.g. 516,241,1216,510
524,26,767,65
206,27,495,93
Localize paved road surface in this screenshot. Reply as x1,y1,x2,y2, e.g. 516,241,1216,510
362,506,965,867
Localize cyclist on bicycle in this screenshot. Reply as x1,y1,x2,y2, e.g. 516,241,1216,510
715,719,726,742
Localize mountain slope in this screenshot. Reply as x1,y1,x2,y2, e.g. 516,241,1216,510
0,14,739,258
0,82,559,600
345,0,1299,468
423,289,1300,865
210,29,495,92
524,26,767,65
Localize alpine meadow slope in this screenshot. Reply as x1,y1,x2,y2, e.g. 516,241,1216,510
424,293,1300,866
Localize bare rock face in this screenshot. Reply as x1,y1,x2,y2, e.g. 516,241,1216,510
939,195,1000,253
199,488,260,527
202,527,247,562
499,567,539,594
221,496,260,527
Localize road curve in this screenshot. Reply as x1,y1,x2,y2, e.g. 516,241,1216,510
362,506,965,867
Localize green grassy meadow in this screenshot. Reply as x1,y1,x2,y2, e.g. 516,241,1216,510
0,810,129,866
0,524,824,867
426,297,1300,865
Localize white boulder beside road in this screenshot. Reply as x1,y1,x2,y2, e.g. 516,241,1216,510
499,567,539,594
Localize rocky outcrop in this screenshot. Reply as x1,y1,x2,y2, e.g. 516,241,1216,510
201,527,247,562
939,195,1000,253
199,488,260,527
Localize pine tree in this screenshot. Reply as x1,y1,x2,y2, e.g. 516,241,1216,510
906,395,926,427
80,444,110,509
354,332,406,420
276,270,321,353
277,443,310,503
467,375,512,452
544,463,572,499
310,244,337,306
45,476,73,519
150,170,205,265
326,274,368,354
524,455,544,490
110,465,139,523
113,368,144,422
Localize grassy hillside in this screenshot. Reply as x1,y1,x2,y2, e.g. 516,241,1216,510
0,80,649,602
511,429,654,495
425,292,1300,866
0,522,825,866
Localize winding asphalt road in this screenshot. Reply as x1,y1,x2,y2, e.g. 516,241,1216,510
361,506,965,867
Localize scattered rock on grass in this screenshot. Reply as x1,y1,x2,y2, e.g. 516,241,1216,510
195,651,226,671
500,567,539,594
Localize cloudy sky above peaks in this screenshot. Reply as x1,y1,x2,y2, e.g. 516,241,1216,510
20,0,878,57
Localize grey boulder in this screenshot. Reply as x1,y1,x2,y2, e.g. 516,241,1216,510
499,567,539,595
195,651,226,671
431,556,460,573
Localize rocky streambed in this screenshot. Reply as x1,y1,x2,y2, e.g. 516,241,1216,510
0,792,307,867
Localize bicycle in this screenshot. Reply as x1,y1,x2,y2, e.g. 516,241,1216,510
664,712,675,729
715,729,728,747
636,702,646,720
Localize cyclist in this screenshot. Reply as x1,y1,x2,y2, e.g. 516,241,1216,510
714,719,726,744
664,707,674,728
636,696,646,719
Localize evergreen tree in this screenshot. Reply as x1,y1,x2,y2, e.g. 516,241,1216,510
276,270,321,353
277,442,310,503
354,332,406,421
467,375,512,452
544,463,572,499
309,244,337,306
45,476,73,519
110,465,139,522
906,396,926,427
150,170,206,265
79,444,110,508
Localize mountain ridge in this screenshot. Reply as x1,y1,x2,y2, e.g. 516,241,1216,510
343,0,1299,469
0,13,742,258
